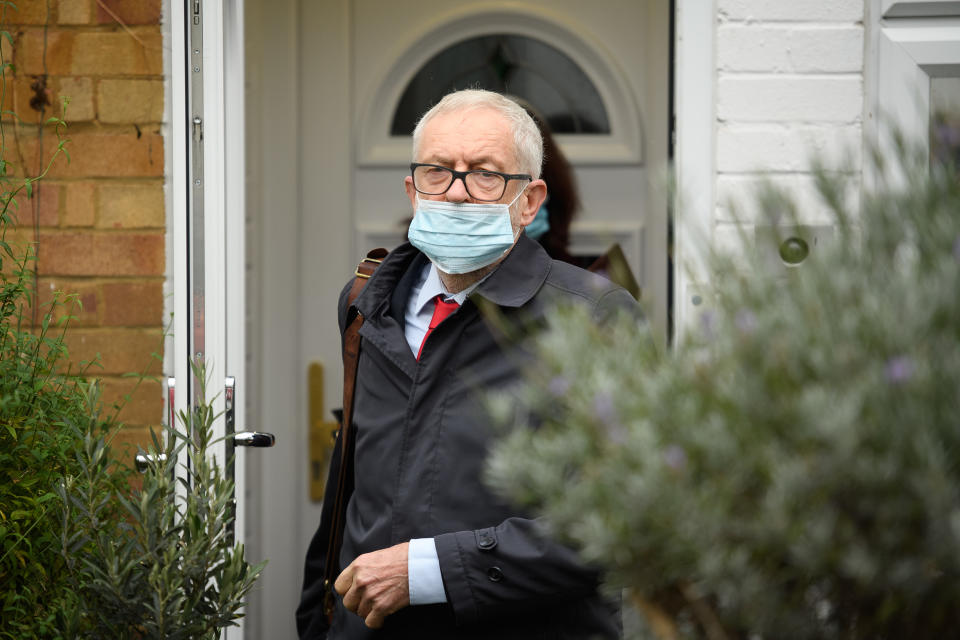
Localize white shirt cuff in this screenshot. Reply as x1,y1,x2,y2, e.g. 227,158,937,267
407,538,447,604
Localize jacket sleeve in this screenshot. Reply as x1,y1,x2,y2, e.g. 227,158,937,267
433,517,602,626
295,281,355,639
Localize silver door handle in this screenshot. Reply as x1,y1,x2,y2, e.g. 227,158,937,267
135,453,168,472
233,431,276,447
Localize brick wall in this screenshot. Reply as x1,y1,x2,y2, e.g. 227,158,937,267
714,0,865,248
3,0,165,459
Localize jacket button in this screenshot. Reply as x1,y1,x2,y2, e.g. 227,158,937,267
487,566,503,582
477,531,496,550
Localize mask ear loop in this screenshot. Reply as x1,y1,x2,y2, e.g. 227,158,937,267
504,186,529,252
505,185,528,209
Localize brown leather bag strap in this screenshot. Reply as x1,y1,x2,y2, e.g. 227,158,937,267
322,248,387,618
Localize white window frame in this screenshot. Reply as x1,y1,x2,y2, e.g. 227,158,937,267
867,0,960,185
354,5,645,167
882,0,960,17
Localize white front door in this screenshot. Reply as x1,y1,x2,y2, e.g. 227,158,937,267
244,1,670,637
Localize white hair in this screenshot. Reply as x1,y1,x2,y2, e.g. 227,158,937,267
411,89,544,179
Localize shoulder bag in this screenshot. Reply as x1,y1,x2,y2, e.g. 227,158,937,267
322,247,388,619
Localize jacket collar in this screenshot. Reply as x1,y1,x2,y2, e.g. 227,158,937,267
353,233,552,319
473,233,551,307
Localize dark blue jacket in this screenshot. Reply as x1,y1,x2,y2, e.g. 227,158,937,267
298,235,637,639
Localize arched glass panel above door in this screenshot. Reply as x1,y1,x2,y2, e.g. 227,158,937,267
390,35,611,136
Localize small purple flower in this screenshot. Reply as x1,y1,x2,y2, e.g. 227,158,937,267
663,445,688,471
593,390,628,445
603,422,629,446
593,391,617,425
884,355,914,384
548,375,572,397
735,310,758,334
699,310,717,337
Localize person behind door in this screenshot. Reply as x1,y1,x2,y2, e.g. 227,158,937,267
512,97,581,265
297,89,638,639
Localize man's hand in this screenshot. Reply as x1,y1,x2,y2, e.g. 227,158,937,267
334,542,410,629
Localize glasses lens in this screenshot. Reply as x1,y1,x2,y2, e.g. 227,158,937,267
413,165,453,194
465,171,507,201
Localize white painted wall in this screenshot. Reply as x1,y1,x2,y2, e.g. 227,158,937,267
716,0,865,232
675,0,867,335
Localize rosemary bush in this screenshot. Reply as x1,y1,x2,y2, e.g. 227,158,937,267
486,146,960,639
58,361,266,639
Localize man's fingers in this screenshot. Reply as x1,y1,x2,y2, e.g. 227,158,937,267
335,544,410,625
334,563,354,596
356,596,373,619
365,610,387,629
341,584,362,613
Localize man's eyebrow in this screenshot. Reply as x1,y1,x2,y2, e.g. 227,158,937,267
468,156,497,167
421,155,504,170
424,157,503,176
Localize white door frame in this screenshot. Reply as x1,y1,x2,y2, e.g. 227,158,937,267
167,1,249,637
672,0,716,340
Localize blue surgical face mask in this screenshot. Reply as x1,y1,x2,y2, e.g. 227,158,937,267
408,190,524,275
525,202,551,240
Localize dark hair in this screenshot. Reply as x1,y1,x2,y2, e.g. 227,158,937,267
520,103,580,264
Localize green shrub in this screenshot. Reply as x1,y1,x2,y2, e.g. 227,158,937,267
0,265,121,637
0,75,113,638
58,361,266,639
486,146,960,639
0,18,262,637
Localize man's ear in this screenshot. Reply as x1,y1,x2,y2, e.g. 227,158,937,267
404,176,417,208
518,180,547,227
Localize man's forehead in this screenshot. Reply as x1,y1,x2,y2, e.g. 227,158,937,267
427,105,508,127
418,107,515,167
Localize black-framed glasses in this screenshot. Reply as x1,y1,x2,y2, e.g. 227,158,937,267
410,163,532,202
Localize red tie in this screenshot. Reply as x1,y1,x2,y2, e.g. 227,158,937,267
417,295,459,360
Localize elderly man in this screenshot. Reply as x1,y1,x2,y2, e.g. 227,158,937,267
297,89,637,639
